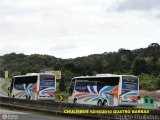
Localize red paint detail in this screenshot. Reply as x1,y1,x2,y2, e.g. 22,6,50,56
32,84,38,94
44,91,56,95
74,93,88,97
126,95,138,100
108,85,119,99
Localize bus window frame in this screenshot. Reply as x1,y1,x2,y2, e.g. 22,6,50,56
68,81,75,96
13,76,38,85
75,77,120,86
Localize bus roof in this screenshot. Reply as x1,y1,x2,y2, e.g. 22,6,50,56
13,73,54,78
96,74,137,77
73,74,137,79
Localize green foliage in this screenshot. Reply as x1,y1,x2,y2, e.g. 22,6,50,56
59,79,66,92
0,78,11,95
139,74,155,91
0,43,160,91
63,71,74,85
132,58,149,75
154,74,160,90
139,73,160,91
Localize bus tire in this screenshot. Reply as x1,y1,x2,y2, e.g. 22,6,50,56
26,95,29,100
73,98,77,104
98,99,103,106
103,100,108,106
28,96,31,100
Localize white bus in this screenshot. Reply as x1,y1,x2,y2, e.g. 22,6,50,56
9,73,56,100
68,74,139,106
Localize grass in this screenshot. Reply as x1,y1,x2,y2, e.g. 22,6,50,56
0,78,11,95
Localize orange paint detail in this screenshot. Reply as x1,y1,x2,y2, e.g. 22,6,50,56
109,85,119,99
32,84,38,94
75,93,88,97
45,91,56,95
126,95,138,100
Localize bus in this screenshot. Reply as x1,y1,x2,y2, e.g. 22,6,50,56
68,74,139,106
8,73,56,100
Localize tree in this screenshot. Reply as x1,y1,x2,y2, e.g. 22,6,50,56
154,74,160,90
1,43,159,91
63,71,74,84
59,78,66,92
139,73,155,91
132,58,149,75
148,43,160,48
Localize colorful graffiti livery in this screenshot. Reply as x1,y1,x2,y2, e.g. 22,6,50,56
9,73,56,100
68,74,139,106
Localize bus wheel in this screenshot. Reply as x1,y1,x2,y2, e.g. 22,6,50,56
73,98,77,104
26,95,28,99
28,96,31,100
103,100,108,106
98,100,102,106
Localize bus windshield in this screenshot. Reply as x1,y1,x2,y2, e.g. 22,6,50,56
39,75,55,90
122,76,138,90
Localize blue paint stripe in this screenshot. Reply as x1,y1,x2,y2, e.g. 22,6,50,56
90,86,97,94
91,97,99,102
100,86,115,94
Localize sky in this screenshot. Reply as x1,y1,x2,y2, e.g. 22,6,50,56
0,0,160,58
